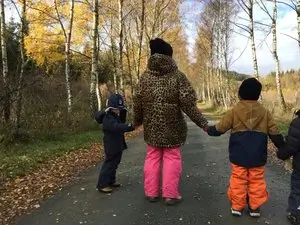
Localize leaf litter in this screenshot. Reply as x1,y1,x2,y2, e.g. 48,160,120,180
0,128,142,225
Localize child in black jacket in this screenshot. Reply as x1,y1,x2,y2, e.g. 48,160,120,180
95,94,134,193
277,110,300,225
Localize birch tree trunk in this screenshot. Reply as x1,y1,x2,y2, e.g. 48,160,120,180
90,0,101,114
54,0,74,113
16,0,28,128
110,15,118,91
1,0,10,122
65,0,74,113
249,1,259,79
297,0,300,51
151,0,158,38
206,65,212,103
136,0,146,83
118,0,124,93
272,0,286,111
125,34,134,107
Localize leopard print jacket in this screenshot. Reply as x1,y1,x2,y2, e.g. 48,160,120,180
133,54,208,148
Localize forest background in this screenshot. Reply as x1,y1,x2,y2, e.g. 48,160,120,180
0,0,300,180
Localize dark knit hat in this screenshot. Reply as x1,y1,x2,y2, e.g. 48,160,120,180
150,38,173,57
238,78,262,101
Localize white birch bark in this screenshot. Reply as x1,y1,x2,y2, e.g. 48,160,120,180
90,0,101,113
1,0,10,122
272,0,286,110
297,0,300,51
118,0,124,93
54,0,74,113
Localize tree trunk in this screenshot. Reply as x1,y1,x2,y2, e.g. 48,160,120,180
206,65,211,103
297,0,300,51
118,0,124,94
15,0,27,128
0,0,10,122
125,35,134,108
151,0,158,38
136,0,146,83
110,15,118,91
249,2,259,79
55,0,74,113
272,0,286,111
65,0,74,113
90,0,100,115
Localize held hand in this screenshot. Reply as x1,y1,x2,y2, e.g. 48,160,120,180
202,125,208,133
131,122,138,130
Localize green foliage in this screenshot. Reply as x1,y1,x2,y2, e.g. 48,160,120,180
0,130,102,178
226,71,250,81
278,121,289,135
98,52,115,84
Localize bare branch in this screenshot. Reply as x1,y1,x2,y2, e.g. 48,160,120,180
53,0,67,39
265,0,297,10
231,37,250,65
281,32,300,43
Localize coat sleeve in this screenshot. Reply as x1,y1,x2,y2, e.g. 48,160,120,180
207,109,233,136
103,116,134,133
267,110,285,148
119,109,127,123
133,81,143,127
216,109,234,133
178,72,208,129
277,119,300,160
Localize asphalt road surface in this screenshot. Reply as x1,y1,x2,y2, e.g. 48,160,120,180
14,118,292,225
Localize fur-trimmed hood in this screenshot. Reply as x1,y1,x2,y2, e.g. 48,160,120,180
147,54,178,76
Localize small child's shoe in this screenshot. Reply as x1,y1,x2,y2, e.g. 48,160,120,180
231,208,242,217
110,183,122,188
98,187,113,193
146,196,160,202
249,207,260,218
164,196,182,206
287,212,300,225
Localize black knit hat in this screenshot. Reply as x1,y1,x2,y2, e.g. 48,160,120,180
238,78,262,101
150,38,173,57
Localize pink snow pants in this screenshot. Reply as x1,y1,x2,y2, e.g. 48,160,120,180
144,145,182,198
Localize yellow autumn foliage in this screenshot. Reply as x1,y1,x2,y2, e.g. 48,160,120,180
24,0,92,65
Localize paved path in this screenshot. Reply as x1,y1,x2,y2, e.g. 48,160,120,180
14,119,292,225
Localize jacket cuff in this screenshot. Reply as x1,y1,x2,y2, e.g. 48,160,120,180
269,134,285,148
207,126,223,136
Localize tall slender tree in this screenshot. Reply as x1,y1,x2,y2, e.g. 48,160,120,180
237,0,260,79
1,0,10,122
54,0,75,113
90,0,101,114
257,0,286,110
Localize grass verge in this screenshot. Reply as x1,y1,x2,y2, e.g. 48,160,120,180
0,130,102,179
198,102,227,118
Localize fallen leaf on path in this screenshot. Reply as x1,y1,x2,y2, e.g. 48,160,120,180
0,129,146,225
33,204,40,209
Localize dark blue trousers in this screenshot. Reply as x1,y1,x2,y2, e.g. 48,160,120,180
97,151,123,188
288,171,300,215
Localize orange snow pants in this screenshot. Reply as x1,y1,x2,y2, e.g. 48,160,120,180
228,163,269,210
